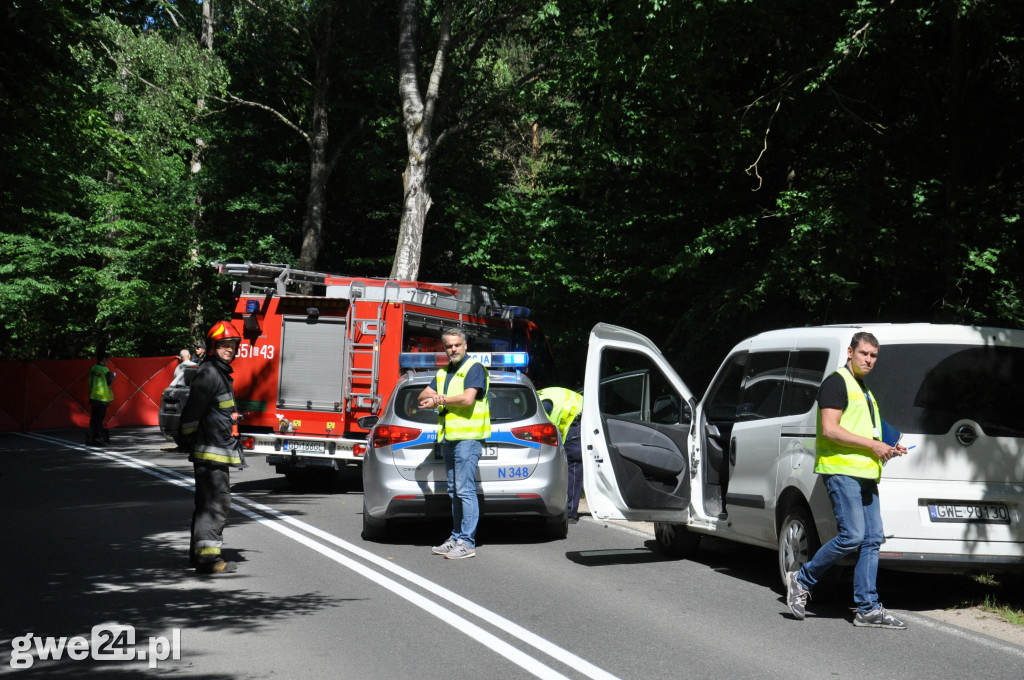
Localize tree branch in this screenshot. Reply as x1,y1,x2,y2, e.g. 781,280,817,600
215,93,310,144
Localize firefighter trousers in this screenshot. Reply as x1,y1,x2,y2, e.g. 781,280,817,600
191,463,231,567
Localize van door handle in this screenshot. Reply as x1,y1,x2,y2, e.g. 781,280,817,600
729,436,737,466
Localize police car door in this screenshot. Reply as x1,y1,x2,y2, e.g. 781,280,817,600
582,323,697,522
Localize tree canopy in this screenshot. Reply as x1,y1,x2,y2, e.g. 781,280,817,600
2,0,1022,388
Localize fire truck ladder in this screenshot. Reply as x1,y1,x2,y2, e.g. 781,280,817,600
343,280,397,413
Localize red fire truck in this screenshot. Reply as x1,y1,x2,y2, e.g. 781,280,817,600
213,262,556,484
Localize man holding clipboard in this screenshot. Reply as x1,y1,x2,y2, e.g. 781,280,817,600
785,331,909,628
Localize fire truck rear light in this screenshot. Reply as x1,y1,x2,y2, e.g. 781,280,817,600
328,442,337,455
273,439,282,451
242,436,256,450
353,444,366,457
510,423,558,447
371,425,422,448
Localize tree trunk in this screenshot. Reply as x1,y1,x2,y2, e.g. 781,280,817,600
390,0,453,281
299,9,334,272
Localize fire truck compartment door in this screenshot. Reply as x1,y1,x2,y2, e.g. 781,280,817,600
278,317,347,409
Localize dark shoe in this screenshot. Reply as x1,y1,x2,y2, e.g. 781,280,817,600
196,560,237,575
853,607,907,629
568,517,579,524
785,570,809,620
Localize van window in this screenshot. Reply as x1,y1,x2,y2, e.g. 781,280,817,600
783,350,829,416
598,348,689,425
737,351,790,420
867,345,1024,437
704,353,747,423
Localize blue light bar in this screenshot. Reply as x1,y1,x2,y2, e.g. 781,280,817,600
398,351,529,370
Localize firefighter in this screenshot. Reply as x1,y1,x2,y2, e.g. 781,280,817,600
87,352,116,446
181,321,246,575
538,387,584,523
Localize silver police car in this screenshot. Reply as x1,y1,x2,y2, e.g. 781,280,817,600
361,360,568,542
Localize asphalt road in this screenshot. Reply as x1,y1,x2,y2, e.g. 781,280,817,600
2,427,1022,679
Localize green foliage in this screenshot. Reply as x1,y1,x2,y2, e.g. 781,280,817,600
1,0,1022,386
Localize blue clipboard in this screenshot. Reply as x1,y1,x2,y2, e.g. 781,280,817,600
880,420,901,447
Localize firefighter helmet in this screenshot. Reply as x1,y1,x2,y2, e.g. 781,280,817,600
206,320,242,348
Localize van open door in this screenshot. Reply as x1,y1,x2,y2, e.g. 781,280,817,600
582,323,698,522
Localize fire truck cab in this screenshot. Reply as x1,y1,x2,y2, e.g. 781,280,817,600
214,262,556,484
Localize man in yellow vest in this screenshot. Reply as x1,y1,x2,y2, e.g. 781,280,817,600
786,332,908,628
418,328,490,560
538,387,584,523
87,352,116,446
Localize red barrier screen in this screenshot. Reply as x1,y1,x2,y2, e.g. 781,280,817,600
0,357,178,432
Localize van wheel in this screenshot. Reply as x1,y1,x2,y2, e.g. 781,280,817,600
361,501,388,541
777,505,839,598
778,506,818,582
654,522,701,558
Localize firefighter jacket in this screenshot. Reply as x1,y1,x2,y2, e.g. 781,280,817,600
181,356,244,468
537,387,583,442
814,367,883,482
89,364,114,402
436,358,491,441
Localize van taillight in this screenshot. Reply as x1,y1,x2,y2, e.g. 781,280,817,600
242,436,255,450
371,425,421,448
511,423,559,447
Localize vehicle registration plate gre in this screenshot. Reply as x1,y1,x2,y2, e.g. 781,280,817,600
928,502,1010,524
285,441,325,454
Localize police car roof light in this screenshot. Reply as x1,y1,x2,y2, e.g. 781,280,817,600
398,351,529,371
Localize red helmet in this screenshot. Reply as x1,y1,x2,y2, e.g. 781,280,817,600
206,321,242,348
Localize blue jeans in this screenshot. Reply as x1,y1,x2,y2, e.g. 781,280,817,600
797,474,884,614
565,419,583,518
441,439,482,547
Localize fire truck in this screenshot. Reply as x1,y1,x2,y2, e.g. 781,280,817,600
213,262,556,484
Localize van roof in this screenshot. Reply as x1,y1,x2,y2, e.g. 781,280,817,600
742,323,1024,348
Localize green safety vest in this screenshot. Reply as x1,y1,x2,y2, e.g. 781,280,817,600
89,364,113,402
436,358,490,441
537,387,583,441
815,367,883,481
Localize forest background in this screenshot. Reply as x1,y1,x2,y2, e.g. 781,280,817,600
2,0,1022,390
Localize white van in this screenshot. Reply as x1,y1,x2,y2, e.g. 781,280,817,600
581,323,1024,586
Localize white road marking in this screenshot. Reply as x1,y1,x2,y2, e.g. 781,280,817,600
22,433,623,680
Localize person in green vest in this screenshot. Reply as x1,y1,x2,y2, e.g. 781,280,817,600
538,387,584,524
87,352,116,446
786,331,908,629
418,327,490,560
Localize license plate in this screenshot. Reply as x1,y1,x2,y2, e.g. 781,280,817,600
928,502,1010,524
496,466,529,480
286,441,325,454
433,445,498,460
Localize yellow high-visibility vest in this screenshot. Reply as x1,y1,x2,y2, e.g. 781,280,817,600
815,367,883,481
436,358,491,441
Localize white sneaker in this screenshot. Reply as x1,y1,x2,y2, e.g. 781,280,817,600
431,537,457,555
444,541,476,560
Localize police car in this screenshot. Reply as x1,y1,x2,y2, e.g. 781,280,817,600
360,352,568,541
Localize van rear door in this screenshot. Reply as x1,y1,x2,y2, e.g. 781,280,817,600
582,323,697,522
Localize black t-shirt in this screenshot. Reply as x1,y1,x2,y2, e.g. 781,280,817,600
816,368,875,425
